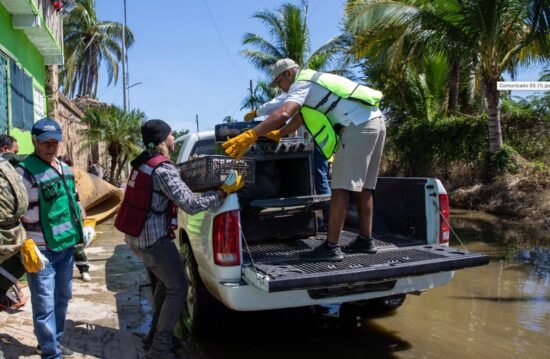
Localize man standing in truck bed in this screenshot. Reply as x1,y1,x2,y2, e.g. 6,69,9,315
223,58,386,262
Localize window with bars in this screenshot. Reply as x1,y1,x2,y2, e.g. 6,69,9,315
10,60,34,131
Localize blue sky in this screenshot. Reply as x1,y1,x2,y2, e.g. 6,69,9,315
95,0,346,132
95,0,547,133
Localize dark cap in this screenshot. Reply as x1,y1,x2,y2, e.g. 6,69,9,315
141,119,172,148
32,118,62,142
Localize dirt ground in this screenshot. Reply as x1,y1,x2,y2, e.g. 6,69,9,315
0,218,153,359
450,174,550,225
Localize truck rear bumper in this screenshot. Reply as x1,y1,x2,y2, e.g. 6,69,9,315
204,270,454,311
242,235,488,293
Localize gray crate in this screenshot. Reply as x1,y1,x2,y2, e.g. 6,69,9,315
180,155,255,192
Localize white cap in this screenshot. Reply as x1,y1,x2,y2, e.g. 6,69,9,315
269,58,299,88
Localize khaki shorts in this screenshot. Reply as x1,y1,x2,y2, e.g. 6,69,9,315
331,116,386,192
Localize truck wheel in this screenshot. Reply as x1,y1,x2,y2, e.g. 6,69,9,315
178,242,222,337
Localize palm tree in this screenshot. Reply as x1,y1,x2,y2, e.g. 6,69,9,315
406,54,450,122
222,116,237,123
171,129,189,163
79,106,145,184
240,0,349,107
345,0,550,152
62,0,134,98
240,80,276,111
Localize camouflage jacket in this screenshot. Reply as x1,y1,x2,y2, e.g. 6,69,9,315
0,156,28,264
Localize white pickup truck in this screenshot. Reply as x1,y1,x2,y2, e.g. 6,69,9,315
174,125,489,335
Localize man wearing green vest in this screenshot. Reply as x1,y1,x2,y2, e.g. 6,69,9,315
16,118,83,359
244,92,332,231
223,58,386,262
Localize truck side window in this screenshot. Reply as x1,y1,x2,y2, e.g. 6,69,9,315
191,139,216,156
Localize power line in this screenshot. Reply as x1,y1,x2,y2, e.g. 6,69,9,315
202,0,246,82
151,90,241,107
310,0,324,16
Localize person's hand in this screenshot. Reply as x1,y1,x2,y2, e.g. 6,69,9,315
221,129,257,160
220,170,245,195
264,130,282,142
244,110,256,121
20,239,49,273
82,219,97,247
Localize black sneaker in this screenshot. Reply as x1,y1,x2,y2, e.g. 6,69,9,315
36,345,75,358
342,235,378,254
301,241,344,262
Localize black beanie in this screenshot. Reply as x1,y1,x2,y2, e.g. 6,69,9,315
141,119,172,148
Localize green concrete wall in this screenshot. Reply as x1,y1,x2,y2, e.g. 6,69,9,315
0,6,45,85
0,4,47,154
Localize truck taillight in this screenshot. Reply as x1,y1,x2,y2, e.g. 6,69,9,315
213,210,240,266
439,193,450,244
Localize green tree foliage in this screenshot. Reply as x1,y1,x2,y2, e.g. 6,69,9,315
240,0,349,108
385,116,488,177
383,91,549,182
240,80,278,112
79,106,145,185
365,53,450,123
222,116,237,123
501,94,550,163
345,0,550,153
171,129,190,163
62,0,134,98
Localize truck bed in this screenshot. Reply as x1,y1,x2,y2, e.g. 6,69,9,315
242,231,489,293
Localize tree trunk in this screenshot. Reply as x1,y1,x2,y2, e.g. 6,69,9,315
109,153,118,185
115,153,128,184
483,75,503,153
448,60,460,113
45,65,58,118
465,67,477,114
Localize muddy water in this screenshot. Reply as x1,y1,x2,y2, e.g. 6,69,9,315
185,210,550,359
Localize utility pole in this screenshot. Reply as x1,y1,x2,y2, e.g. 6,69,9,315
249,80,254,111
121,0,129,111
196,114,199,132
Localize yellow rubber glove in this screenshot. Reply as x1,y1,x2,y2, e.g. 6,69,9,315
220,170,245,195
20,239,49,273
244,110,256,121
264,130,282,142
82,218,97,247
221,129,257,160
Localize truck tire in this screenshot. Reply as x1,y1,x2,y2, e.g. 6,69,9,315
178,242,224,337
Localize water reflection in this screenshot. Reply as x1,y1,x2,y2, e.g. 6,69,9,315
451,209,550,261
183,210,549,359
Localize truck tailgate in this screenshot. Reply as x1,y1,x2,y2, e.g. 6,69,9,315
242,231,489,293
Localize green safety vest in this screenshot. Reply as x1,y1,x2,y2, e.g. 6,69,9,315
18,155,83,251
295,69,383,159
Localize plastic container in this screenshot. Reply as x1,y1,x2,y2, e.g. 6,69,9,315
180,155,255,192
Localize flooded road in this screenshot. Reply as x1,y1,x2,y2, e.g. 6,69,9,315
184,210,550,359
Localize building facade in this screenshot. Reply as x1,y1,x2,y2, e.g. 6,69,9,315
0,0,63,154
